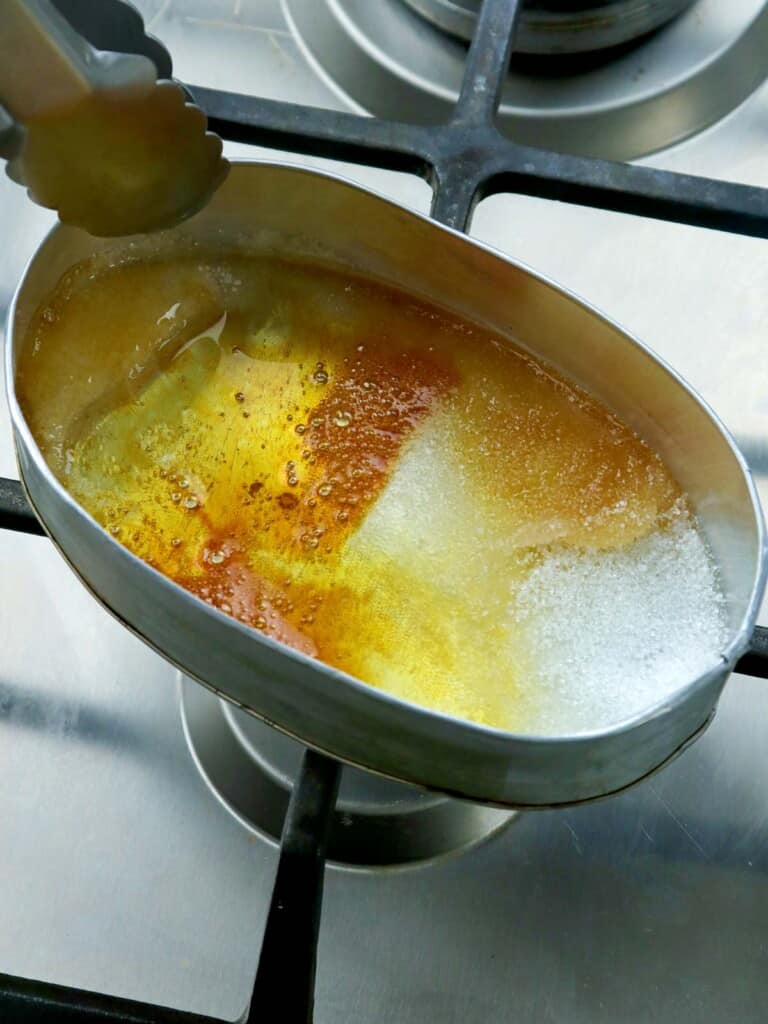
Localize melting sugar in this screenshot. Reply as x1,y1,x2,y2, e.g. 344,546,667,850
17,248,728,735
513,510,728,733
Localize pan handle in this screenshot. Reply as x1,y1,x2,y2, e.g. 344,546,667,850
0,477,45,535
247,749,341,1023
735,624,768,679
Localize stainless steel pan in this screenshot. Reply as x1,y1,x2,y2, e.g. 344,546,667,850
6,160,766,807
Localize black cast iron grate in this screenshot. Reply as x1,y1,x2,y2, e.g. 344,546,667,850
2,1,768,1020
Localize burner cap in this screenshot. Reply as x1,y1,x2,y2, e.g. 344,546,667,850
180,676,515,868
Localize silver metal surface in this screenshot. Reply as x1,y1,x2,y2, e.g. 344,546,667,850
0,0,767,1020
9,158,765,807
285,0,768,159
402,0,695,52
181,676,516,866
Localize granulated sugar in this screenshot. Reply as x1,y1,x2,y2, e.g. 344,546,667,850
513,512,728,735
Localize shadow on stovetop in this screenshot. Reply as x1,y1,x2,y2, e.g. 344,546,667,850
0,676,153,755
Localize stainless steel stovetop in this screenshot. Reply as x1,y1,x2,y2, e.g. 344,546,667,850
1,2,768,1020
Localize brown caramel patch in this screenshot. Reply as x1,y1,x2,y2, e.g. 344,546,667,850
174,535,318,657
284,349,457,553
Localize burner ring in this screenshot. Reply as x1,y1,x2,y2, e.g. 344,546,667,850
402,0,697,54
180,675,516,868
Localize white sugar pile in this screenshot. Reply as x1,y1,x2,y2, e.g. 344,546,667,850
512,516,728,735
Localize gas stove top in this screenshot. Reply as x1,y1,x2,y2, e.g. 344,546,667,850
1,1,768,1021
283,0,768,158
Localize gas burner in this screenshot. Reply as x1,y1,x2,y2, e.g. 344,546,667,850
180,675,516,868
284,0,768,158
402,0,696,53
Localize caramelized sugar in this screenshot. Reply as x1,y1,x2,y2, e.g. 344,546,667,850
18,251,690,730
16,84,226,236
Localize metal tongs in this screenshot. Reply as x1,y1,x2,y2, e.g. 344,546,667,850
0,0,228,236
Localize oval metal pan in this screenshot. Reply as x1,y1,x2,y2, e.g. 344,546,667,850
6,160,766,807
